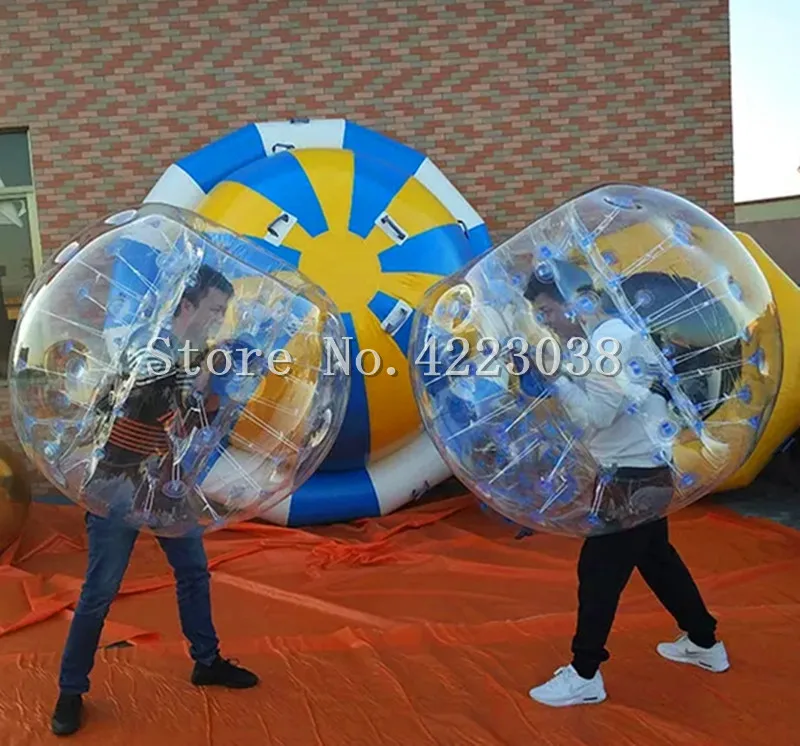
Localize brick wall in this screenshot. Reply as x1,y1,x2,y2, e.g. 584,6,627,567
0,0,733,495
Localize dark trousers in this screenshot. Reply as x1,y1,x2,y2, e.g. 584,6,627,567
570,470,717,679
58,511,220,695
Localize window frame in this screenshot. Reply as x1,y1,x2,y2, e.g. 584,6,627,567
0,128,43,321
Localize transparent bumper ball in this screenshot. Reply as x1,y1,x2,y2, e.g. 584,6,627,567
8,203,349,537
408,184,781,537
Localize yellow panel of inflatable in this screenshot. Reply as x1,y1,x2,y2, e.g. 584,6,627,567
716,232,800,491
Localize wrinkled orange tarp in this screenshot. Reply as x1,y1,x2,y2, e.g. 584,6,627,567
1,494,799,745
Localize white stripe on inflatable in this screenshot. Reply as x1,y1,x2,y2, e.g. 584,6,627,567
368,432,452,515
202,446,296,510
143,164,206,209
255,119,346,156
249,432,453,527
413,158,484,230
257,492,292,526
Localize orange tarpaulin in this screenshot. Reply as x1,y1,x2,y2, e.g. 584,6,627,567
1,495,799,745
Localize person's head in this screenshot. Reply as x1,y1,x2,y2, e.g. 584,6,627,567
173,265,234,350
524,274,584,341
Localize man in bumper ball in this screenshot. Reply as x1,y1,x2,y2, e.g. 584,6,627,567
523,271,729,709
52,265,259,737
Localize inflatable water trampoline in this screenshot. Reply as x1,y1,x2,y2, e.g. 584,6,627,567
144,118,492,525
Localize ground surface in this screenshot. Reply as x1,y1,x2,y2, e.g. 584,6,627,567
0,473,797,746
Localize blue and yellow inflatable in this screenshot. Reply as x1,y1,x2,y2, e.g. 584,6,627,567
144,118,492,526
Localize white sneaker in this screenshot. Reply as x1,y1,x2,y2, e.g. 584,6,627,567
656,633,730,672
528,665,607,707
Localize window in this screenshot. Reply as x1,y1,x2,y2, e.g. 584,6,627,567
0,128,42,380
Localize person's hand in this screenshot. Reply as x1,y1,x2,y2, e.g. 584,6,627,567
197,349,227,392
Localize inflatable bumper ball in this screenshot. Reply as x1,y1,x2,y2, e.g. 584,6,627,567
8,203,349,537
409,183,782,537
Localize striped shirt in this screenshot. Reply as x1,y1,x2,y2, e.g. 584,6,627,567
100,332,205,469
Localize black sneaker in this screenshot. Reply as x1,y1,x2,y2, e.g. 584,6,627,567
51,693,83,736
191,656,259,689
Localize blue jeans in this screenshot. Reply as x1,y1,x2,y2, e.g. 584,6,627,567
58,511,220,695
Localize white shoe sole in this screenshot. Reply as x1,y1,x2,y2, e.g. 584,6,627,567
529,690,607,707
657,647,730,673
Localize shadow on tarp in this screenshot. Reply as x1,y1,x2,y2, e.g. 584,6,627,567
1,491,799,745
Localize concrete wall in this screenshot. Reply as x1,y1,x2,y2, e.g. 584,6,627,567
736,217,800,281
735,196,800,280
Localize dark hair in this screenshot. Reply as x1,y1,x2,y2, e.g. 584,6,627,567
524,274,568,305
180,264,234,308
524,270,614,316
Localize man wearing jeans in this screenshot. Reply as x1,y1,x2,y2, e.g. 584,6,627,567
52,265,259,737
523,269,729,708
